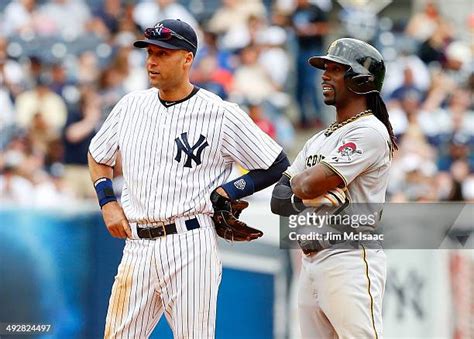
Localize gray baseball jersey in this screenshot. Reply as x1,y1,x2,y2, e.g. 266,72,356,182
289,114,392,339
285,114,392,203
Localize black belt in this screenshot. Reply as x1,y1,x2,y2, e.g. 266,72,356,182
301,238,380,256
137,217,200,239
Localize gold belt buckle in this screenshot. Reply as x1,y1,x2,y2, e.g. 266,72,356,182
160,224,167,237
150,221,167,238
144,221,167,238
145,228,153,239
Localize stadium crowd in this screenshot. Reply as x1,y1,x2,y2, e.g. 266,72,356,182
0,0,473,207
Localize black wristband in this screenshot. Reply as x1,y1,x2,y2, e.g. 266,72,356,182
94,177,117,208
291,194,306,212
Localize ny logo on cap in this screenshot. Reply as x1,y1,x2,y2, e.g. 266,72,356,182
154,23,164,34
175,132,209,168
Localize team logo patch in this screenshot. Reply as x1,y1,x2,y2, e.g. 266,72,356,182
175,132,209,168
154,22,164,33
332,141,362,162
234,179,246,190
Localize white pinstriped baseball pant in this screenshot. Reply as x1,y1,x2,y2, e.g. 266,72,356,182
104,225,222,339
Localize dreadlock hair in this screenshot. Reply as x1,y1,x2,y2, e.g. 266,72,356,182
366,93,398,152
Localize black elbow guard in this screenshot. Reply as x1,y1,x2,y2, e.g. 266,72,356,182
271,176,306,216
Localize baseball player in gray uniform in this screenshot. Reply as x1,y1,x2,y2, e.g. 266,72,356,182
88,19,289,338
271,38,397,338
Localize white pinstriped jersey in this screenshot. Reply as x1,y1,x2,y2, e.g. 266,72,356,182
285,114,392,203
89,87,282,223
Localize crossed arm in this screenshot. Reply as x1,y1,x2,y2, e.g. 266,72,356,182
271,163,344,216
291,163,344,199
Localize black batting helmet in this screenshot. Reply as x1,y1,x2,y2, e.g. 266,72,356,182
309,38,385,95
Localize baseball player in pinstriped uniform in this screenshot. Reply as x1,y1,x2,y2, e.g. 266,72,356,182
271,39,397,338
88,19,289,338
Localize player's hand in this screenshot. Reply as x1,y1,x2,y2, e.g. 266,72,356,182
101,201,132,239
303,187,347,208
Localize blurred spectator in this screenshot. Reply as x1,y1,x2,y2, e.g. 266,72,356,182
338,5,378,42
269,7,291,28
207,0,266,36
37,0,92,39
231,44,277,103
133,0,198,31
62,86,100,199
85,15,112,40
388,90,421,139
106,2,139,45
1,0,40,37
191,54,232,99
246,100,276,139
389,67,425,103
422,86,472,134
207,0,266,51
291,0,329,128
2,135,76,206
246,14,267,47
410,2,454,65
242,98,294,151
0,133,73,206
15,77,68,134
112,46,148,92
90,0,123,36
195,29,236,72
256,25,290,90
387,143,438,201
33,162,76,207
48,62,73,97
443,40,473,86
0,38,18,149
0,36,26,96
461,175,474,202
422,67,457,113
97,65,126,121
0,85,15,149
76,51,100,85
448,160,470,200
220,13,267,51
23,55,44,90
0,150,35,206
28,111,59,154
434,171,457,201
420,87,474,171
388,88,427,143
405,1,442,44
383,53,431,97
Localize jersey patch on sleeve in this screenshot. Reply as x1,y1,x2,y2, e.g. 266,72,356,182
234,178,246,190
332,141,363,163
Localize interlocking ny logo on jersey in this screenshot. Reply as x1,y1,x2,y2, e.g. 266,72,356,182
175,132,209,168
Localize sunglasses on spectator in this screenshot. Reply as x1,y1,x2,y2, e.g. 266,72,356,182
144,26,197,50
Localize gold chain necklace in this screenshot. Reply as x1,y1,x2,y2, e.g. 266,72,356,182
324,109,373,136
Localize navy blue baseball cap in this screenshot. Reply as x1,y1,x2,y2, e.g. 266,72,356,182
133,19,198,56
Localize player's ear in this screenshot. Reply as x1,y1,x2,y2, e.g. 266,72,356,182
183,51,194,67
